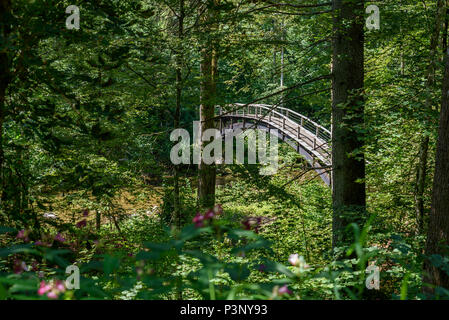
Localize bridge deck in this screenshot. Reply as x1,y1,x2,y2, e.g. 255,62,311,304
217,104,332,185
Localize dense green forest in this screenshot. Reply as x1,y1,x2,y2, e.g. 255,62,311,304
1,0,449,301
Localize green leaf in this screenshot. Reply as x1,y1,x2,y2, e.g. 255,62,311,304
136,250,162,261
224,264,251,282
227,229,260,241
0,244,39,258
0,282,8,300
103,255,120,276
231,239,273,255
262,261,295,278
0,227,16,235
179,225,213,241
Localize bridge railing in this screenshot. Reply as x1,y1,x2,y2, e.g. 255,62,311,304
275,106,331,143
217,103,331,162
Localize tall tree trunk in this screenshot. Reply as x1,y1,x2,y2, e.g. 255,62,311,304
0,0,12,202
415,136,429,232
424,5,449,293
331,0,366,249
173,0,185,302
0,80,6,188
198,0,219,209
415,0,445,233
173,0,185,228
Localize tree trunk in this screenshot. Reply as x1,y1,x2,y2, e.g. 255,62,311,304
173,0,185,228
331,0,366,249
173,0,185,302
0,81,6,187
198,0,219,209
0,0,12,202
415,0,445,233
424,15,449,293
415,136,429,232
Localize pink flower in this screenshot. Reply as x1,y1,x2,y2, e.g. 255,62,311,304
16,229,25,239
38,281,52,296
13,260,28,274
54,280,66,292
76,219,87,228
38,280,65,299
54,233,66,243
205,210,215,220
193,213,205,228
16,229,29,242
47,291,58,299
278,285,292,296
288,254,300,267
242,217,262,233
288,254,309,270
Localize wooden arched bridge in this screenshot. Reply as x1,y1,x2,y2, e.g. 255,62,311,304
217,104,332,186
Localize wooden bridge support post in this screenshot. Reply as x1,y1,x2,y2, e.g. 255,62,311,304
217,106,222,134
282,118,286,140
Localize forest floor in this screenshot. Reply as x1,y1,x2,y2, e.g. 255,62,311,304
1,143,421,300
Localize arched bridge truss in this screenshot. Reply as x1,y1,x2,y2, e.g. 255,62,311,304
217,104,332,186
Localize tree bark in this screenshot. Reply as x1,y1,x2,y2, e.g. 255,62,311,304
415,0,445,234
173,0,186,302
0,0,12,201
173,0,185,228
415,136,429,232
198,0,219,209
424,13,449,293
331,0,366,249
